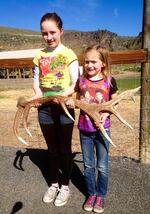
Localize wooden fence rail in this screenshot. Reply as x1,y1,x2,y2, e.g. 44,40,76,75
0,49,148,69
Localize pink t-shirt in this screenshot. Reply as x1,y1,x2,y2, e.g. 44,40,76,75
77,76,117,132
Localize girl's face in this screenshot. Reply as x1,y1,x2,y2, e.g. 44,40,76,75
84,49,105,79
41,20,63,48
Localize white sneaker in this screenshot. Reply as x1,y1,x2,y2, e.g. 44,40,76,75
43,185,58,203
54,186,70,206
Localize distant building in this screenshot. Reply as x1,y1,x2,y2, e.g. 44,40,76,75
0,49,41,59
0,49,41,78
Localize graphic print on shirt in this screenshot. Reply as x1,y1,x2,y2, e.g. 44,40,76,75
39,54,67,92
80,79,109,104
78,77,111,131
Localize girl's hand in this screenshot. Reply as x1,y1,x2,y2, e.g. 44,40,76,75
29,94,43,108
52,97,59,104
60,92,75,108
95,112,110,127
99,113,110,125
65,98,75,109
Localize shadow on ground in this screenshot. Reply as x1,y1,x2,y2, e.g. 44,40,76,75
13,149,88,197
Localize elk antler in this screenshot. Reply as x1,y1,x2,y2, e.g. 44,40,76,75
13,95,73,145
13,86,141,147
73,86,140,147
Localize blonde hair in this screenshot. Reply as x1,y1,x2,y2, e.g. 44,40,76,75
84,45,111,79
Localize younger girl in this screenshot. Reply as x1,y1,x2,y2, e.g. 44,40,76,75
76,45,118,213
32,13,79,207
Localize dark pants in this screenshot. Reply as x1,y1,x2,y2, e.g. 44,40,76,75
38,104,75,185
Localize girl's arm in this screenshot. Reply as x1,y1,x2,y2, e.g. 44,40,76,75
33,82,43,99
32,66,43,100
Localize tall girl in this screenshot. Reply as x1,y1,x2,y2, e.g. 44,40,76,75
32,12,79,207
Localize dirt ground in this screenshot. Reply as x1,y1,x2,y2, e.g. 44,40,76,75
0,73,140,159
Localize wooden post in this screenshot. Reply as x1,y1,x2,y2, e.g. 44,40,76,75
139,0,150,163
6,68,9,79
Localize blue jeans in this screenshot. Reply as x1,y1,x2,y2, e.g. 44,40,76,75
38,103,75,125
80,130,110,197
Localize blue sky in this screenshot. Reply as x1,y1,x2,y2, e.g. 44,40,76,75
0,0,143,36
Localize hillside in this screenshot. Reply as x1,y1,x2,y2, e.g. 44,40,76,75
0,26,142,55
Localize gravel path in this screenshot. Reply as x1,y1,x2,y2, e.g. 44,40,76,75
0,146,150,214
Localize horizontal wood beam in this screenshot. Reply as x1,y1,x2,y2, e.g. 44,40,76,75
0,49,148,68
110,49,148,64
78,49,148,65
0,58,34,68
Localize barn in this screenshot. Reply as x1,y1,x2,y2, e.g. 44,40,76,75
0,49,41,78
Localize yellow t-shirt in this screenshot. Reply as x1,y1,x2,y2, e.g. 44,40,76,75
33,46,77,96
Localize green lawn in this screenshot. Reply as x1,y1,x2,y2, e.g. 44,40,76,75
116,77,140,91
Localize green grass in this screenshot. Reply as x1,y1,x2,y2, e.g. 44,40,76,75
111,63,141,73
0,95,9,99
116,77,140,91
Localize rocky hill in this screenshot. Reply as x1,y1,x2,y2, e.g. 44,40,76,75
0,26,142,55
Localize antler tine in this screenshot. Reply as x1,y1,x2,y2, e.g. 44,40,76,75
13,106,30,145
59,101,75,122
98,123,116,147
23,96,75,139
14,95,75,144
99,86,141,129
105,86,141,106
89,112,117,147
13,97,32,145
109,108,133,129
23,103,34,137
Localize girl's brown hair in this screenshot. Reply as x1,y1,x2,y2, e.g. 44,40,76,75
85,45,111,79
40,12,63,30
